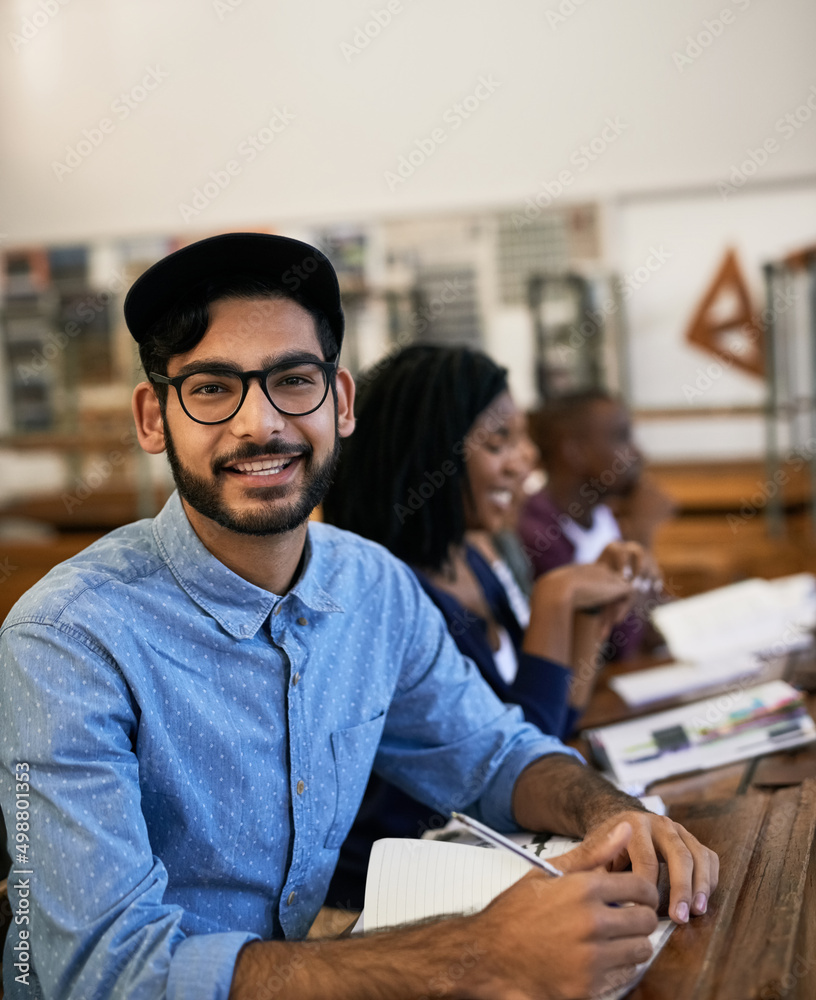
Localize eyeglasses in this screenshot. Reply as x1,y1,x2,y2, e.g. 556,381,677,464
149,359,337,425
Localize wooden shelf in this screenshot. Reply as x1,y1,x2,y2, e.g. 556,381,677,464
649,458,813,511
633,405,765,420
0,429,135,451
0,486,170,532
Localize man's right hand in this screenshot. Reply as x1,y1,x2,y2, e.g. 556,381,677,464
229,824,660,1000
465,822,659,999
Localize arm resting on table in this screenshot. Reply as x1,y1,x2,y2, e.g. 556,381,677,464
512,753,720,924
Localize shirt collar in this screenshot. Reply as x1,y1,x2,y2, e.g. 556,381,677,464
152,492,344,639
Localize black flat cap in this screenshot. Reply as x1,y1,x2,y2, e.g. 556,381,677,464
123,232,344,353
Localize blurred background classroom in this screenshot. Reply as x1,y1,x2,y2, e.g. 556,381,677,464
1,0,816,619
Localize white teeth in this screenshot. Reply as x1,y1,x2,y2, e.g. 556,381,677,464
490,490,512,508
232,458,292,475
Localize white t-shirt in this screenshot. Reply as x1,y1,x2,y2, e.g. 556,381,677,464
560,504,621,564
493,625,519,685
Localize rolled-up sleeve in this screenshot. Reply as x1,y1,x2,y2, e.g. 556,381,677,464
0,622,258,1000
167,935,260,1000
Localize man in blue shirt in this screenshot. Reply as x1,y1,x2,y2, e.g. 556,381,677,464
0,234,717,1000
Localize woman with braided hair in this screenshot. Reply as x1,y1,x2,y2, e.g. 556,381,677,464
323,344,656,907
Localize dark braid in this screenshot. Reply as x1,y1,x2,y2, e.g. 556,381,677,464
323,344,508,572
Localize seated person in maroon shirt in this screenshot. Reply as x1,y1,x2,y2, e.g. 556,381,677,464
519,390,672,659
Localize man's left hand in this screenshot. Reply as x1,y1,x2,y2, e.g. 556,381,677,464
558,808,719,924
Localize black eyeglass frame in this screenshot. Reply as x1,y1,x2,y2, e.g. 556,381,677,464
149,359,338,425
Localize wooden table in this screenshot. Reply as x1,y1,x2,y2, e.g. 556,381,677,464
312,783,816,999
575,649,816,997
636,779,816,1000
309,650,816,996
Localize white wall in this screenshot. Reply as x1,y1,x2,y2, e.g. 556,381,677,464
1,0,816,483
614,182,816,460
1,0,814,243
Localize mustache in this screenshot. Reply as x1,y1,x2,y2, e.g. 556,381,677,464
212,440,312,475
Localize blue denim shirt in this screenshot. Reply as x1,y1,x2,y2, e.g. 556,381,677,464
0,492,580,1000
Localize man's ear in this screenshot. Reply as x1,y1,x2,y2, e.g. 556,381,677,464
132,381,167,454
335,366,356,439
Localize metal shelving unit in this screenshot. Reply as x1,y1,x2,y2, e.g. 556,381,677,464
526,271,630,403
763,247,816,537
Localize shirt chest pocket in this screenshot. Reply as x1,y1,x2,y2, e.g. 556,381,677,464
324,711,387,849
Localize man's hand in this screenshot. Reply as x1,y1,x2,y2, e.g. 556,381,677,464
512,755,720,927
230,823,658,1000
469,822,658,1000
563,809,719,924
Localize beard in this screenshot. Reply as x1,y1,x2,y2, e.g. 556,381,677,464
163,424,341,536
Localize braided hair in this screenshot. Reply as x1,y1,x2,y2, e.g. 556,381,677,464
323,343,508,571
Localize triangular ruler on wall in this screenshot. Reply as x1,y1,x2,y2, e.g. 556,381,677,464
685,248,764,377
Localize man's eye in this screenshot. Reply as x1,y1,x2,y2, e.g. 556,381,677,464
191,383,228,395
270,369,319,389
185,378,238,398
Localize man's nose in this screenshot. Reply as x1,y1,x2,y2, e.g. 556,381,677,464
228,378,287,438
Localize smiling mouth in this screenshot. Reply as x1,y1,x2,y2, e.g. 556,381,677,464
224,456,298,477
489,489,513,509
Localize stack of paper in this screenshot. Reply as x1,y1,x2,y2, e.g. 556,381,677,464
652,573,816,664
587,680,816,792
606,573,816,710
609,653,767,708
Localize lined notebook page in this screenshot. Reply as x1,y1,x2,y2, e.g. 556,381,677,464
363,837,675,1000
364,839,532,930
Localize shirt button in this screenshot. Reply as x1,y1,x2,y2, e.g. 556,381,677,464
296,779,305,795
297,616,308,626
287,891,296,906
292,672,301,686
273,605,282,616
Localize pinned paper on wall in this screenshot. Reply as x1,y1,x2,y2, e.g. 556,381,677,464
684,247,764,378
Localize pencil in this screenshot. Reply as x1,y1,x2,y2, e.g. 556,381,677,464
450,812,564,878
